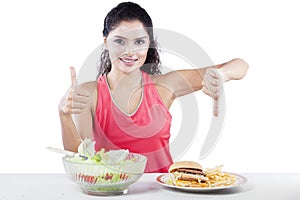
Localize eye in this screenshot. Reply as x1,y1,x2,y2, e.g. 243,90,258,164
114,39,125,45
135,39,146,45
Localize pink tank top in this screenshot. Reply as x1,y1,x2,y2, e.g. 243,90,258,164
93,71,173,172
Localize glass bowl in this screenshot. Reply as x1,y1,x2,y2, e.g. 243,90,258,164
62,153,147,195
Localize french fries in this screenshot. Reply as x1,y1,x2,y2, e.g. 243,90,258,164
202,164,237,188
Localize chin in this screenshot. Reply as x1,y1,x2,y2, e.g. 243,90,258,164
116,61,143,74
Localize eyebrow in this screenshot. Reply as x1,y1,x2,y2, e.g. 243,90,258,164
114,35,148,40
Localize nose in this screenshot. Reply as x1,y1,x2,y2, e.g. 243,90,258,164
124,51,134,57
123,42,136,57
124,46,134,57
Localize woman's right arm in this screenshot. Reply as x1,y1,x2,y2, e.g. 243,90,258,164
58,67,96,152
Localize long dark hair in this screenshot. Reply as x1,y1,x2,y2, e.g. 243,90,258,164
97,2,161,77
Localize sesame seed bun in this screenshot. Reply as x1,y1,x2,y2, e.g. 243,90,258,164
168,161,203,173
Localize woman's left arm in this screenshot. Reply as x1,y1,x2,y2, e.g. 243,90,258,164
154,58,249,99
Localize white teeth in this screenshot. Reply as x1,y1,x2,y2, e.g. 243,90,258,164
121,58,137,63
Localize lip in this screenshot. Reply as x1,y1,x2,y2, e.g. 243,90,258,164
119,57,138,66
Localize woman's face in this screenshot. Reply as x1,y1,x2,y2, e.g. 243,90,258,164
105,20,150,74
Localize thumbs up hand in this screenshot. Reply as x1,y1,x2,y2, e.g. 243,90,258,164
58,67,90,115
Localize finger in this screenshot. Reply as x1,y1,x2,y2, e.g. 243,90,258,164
67,87,90,100
202,86,209,95
203,79,218,95
209,70,219,79
213,99,219,117
208,68,221,79
70,66,77,87
206,87,217,97
65,99,87,111
68,91,89,100
204,73,219,87
71,89,90,102
70,101,88,109
207,68,224,85
62,103,84,115
73,87,90,97
205,68,216,78
71,109,83,114
203,87,218,100
66,108,83,115
209,75,219,86
206,77,223,96
72,95,89,104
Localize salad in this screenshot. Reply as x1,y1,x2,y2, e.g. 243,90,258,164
65,138,137,185
66,138,132,164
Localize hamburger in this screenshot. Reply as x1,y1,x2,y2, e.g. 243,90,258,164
168,161,208,187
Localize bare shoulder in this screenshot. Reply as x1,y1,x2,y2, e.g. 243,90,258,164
150,74,175,108
78,81,97,92
150,74,172,91
150,71,181,92
150,74,164,83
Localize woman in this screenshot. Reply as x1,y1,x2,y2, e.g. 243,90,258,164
58,2,248,172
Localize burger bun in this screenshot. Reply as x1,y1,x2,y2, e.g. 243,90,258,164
168,161,203,173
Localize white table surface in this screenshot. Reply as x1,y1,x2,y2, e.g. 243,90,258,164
0,173,299,200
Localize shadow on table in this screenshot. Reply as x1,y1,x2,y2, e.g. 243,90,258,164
127,181,163,195
127,180,253,196
158,183,253,196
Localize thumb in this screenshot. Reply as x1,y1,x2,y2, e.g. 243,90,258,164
213,99,219,117
70,66,77,87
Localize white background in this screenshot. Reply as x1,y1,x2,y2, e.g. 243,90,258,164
0,0,299,173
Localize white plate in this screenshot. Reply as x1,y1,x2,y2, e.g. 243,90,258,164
156,173,247,192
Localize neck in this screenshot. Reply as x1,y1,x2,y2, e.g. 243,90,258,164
107,68,142,90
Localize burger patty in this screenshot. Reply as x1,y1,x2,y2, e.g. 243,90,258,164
176,168,206,176
174,172,208,181
179,177,204,181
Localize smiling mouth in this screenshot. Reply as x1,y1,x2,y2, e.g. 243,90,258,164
119,57,138,63
119,57,138,66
